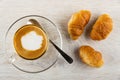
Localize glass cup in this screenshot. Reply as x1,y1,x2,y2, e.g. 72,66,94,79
5,15,62,73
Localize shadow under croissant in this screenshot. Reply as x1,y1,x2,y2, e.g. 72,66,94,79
73,48,87,69
84,15,98,40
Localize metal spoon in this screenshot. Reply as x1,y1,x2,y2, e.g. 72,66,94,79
29,19,73,64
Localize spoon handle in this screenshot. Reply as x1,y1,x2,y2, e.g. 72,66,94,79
29,19,73,64
50,40,73,64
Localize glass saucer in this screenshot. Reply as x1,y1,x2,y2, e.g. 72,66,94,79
5,15,62,73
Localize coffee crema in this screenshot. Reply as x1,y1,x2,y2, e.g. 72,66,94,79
14,25,48,60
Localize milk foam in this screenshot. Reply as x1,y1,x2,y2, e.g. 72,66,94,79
21,31,43,50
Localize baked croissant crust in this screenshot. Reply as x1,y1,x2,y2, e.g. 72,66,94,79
79,46,104,68
90,14,113,40
68,10,91,40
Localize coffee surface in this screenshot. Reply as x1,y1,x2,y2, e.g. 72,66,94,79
14,25,48,59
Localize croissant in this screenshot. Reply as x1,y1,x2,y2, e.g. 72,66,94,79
79,46,104,68
68,10,91,40
90,14,113,40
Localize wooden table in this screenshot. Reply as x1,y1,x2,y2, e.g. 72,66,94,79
0,0,120,80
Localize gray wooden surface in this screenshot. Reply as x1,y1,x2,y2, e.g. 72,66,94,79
0,0,120,80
